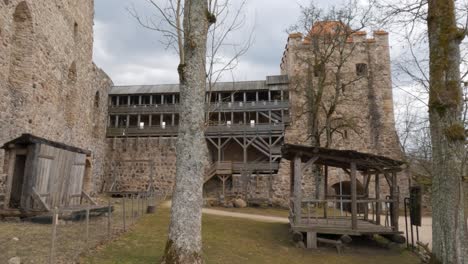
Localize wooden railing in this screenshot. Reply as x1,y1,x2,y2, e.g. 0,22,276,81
107,123,286,137
291,197,397,230
204,161,280,183
108,100,290,114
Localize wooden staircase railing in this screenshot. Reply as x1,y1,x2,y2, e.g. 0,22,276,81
204,161,233,183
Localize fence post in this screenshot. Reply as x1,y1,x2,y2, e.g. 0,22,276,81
49,207,58,264
85,206,90,251
107,197,112,239
123,195,126,231
131,194,134,224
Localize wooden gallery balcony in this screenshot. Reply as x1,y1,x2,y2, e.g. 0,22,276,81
108,100,290,114
107,123,286,137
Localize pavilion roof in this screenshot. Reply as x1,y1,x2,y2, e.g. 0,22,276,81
281,144,404,173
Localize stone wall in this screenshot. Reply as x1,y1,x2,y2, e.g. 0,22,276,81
0,1,112,194
104,137,177,194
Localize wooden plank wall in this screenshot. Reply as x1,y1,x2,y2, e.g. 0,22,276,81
29,144,86,210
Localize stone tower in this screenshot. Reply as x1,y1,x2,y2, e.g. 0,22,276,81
0,0,113,194
271,22,407,205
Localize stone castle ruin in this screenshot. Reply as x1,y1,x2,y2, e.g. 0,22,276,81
0,1,408,211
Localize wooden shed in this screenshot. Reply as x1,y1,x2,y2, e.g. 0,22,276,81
1,134,97,216
282,144,405,249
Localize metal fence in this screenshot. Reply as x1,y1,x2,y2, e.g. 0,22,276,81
0,193,164,264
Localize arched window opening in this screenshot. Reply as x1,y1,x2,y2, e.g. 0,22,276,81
8,1,33,89
94,91,100,108
73,22,78,42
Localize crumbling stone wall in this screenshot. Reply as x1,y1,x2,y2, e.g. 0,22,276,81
0,1,112,194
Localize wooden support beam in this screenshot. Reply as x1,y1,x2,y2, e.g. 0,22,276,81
301,156,319,174
307,232,318,249
364,173,371,194
82,191,98,206
350,162,357,230
391,172,399,231
293,155,303,225
31,187,50,211
375,173,381,225
324,165,328,219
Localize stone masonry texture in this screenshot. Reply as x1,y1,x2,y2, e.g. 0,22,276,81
0,0,113,195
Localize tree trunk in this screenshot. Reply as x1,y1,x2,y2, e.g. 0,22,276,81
161,1,209,263
427,0,468,263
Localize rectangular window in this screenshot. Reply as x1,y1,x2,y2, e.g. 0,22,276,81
233,92,243,102
246,91,256,102
258,91,269,101
110,96,118,106
314,64,324,77
141,95,151,105
130,95,139,105
129,115,138,127
119,96,128,105
356,63,368,77
153,94,162,105
118,115,128,127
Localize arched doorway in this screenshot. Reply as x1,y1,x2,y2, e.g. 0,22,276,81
331,180,366,213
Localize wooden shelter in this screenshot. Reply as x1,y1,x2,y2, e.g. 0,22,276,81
282,144,405,249
1,134,100,216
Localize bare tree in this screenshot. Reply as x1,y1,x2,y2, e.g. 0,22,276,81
157,1,211,263
378,0,468,262
288,1,374,198
127,1,254,262
288,1,373,149
128,1,253,86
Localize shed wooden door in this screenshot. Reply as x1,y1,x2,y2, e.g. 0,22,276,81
34,144,55,210
68,153,86,206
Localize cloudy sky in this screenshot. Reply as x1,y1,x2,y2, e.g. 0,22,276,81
93,0,356,86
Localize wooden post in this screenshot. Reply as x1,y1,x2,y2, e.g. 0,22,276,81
49,207,58,264
293,155,303,225
350,162,357,230
307,232,317,249
363,172,369,221
131,194,134,224
122,196,126,231
107,197,111,239
85,206,90,250
375,173,381,225
324,165,328,219
391,172,399,231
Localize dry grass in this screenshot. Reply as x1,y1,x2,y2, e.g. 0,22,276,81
0,197,150,264
83,206,419,264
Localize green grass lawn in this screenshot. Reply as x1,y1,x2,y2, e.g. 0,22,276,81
83,206,419,264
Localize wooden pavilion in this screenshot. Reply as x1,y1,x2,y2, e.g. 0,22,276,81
282,144,405,249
